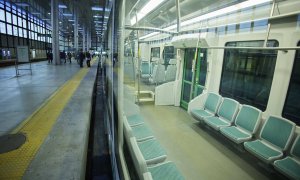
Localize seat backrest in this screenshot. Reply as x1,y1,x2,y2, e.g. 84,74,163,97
291,135,300,158
165,65,177,82
235,105,262,134
130,137,148,179
204,93,222,114
260,116,296,151
141,61,150,75
217,98,239,123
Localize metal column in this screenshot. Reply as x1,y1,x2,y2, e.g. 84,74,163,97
83,26,86,52
74,6,79,52
176,0,181,32
51,0,60,65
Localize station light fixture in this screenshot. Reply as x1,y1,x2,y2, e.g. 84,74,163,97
15,2,30,7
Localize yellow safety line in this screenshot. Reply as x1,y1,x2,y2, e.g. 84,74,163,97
0,59,96,180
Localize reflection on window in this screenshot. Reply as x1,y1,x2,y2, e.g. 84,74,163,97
163,46,175,64
0,22,6,34
239,22,251,33
18,27,22,37
18,17,22,27
7,24,12,35
13,26,18,36
183,48,195,82
151,47,160,59
0,9,5,21
220,40,278,111
283,42,300,125
23,19,26,28
6,12,11,23
253,19,268,32
12,14,17,25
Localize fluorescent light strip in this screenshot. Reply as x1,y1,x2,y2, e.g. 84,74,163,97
59,4,67,8
139,0,272,40
131,0,166,25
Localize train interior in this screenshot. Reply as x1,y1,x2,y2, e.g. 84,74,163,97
111,0,300,179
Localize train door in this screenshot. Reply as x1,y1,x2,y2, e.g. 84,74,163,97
180,48,207,109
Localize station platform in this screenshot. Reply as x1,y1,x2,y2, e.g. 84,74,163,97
0,59,98,179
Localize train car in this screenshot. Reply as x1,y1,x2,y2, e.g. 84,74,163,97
105,0,300,179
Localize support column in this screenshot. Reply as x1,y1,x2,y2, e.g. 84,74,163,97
176,0,181,32
51,0,60,65
74,6,79,52
83,26,86,52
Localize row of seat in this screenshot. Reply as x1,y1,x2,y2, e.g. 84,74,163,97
123,99,184,180
141,59,177,84
188,92,300,179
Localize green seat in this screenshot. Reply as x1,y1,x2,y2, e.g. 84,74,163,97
204,98,239,131
191,93,222,122
244,116,296,163
137,138,167,165
274,135,300,179
132,124,154,142
220,105,262,144
123,116,154,143
127,114,145,126
145,161,185,180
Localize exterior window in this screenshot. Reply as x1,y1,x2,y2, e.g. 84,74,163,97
0,22,6,34
0,9,5,21
13,25,18,36
7,24,12,35
163,46,175,64
18,17,22,27
151,47,160,59
220,40,278,111
6,12,11,23
23,19,26,28
12,14,17,25
18,27,22,37
283,42,300,125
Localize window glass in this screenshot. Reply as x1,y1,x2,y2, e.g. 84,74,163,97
23,19,26,28
163,46,175,64
0,21,6,34
253,19,268,31
6,12,11,23
283,42,300,125
7,24,12,35
12,14,17,25
239,22,251,33
13,25,18,36
150,47,160,59
5,2,11,11
220,40,278,111
18,27,22,37
0,9,5,21
18,17,22,27
23,29,27,38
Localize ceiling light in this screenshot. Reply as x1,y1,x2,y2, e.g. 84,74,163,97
94,15,101,18
92,6,103,11
48,12,51,15
15,2,30,7
139,0,272,39
131,0,166,25
68,19,75,22
63,13,72,16
59,4,67,8
31,12,41,15
42,18,50,21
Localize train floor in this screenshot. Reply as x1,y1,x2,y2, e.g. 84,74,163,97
137,94,287,180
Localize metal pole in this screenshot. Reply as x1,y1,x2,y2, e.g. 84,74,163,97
83,26,86,52
135,9,140,104
74,4,79,52
264,0,276,47
176,0,181,32
51,0,60,65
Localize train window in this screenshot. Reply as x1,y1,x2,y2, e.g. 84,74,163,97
163,46,175,64
150,47,160,59
283,42,300,125
220,40,278,111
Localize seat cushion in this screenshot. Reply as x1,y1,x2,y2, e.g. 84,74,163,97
127,114,144,126
204,116,231,131
132,124,154,142
220,126,252,144
138,139,167,165
148,162,184,180
274,157,300,180
191,109,214,121
244,140,283,163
